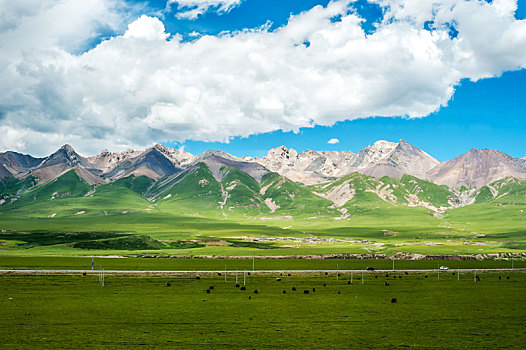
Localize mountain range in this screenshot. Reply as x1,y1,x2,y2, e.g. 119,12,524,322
1,140,525,214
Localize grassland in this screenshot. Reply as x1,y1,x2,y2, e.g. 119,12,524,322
1,271,524,349
1,206,524,256
0,170,524,257
0,211,524,256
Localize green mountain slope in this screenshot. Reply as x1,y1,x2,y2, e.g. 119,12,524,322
399,175,454,208
309,172,455,210
112,175,154,196
8,170,92,208
260,173,334,216
156,163,223,214
0,176,37,204
219,166,264,213
0,160,524,256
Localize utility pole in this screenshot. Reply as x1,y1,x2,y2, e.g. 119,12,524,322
91,255,94,271
252,256,255,271
243,271,246,286
392,259,394,271
224,265,227,282
457,267,460,281
235,270,238,284
336,264,339,281
99,265,104,286
361,270,364,284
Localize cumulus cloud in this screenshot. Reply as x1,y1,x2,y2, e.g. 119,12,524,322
124,14,169,40
167,0,243,20
1,0,526,156
328,138,340,145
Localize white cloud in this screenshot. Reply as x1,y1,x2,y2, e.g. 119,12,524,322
328,138,340,145
1,0,526,156
123,15,169,40
167,0,243,20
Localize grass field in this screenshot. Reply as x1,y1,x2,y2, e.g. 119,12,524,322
0,272,524,349
1,171,525,257
0,210,524,256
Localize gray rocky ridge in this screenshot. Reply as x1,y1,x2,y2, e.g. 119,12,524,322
0,142,524,189
253,139,440,184
426,148,526,188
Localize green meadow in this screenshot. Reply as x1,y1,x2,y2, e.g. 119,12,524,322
1,271,524,349
0,206,524,256
1,169,525,257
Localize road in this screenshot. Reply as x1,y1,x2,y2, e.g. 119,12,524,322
0,268,524,275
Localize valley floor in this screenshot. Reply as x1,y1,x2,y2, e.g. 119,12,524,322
1,163,525,257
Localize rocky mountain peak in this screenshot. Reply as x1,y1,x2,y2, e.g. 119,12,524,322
355,140,397,167
370,140,397,152
266,145,295,159
2,141,522,189
395,139,419,153
197,150,238,162
0,151,44,179
427,148,526,188
146,144,196,167
253,139,441,184
462,148,510,162
150,144,173,153
44,144,83,167
20,144,91,183
360,140,397,160
89,148,141,163
59,144,75,152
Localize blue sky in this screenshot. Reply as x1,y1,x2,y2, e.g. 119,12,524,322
0,0,525,160
156,0,383,37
